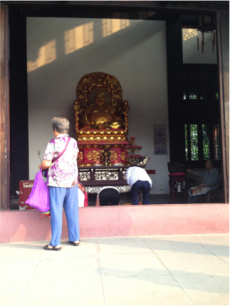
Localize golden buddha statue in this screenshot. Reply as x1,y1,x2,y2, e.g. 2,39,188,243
81,90,123,129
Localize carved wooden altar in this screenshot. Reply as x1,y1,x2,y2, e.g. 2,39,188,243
78,156,150,194
74,72,148,193
78,165,130,194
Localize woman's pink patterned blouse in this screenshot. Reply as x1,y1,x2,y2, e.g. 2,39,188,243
43,134,79,188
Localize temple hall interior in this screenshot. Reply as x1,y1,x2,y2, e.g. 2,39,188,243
8,3,227,209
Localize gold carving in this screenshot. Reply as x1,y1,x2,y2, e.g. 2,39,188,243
86,150,102,161
94,171,118,180
110,151,118,161
117,185,131,193
79,172,90,181
121,152,126,160
77,72,122,107
78,151,83,162
137,156,150,166
85,185,130,194
78,163,95,167
122,170,127,180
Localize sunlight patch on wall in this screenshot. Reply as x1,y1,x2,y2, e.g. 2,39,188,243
183,28,198,41
27,40,56,72
102,19,130,37
64,22,94,54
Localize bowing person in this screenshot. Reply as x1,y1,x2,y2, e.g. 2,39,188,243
126,166,152,205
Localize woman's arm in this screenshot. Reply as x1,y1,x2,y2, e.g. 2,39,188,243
38,160,52,170
40,140,54,170
193,171,205,178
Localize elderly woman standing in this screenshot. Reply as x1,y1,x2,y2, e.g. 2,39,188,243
39,117,79,251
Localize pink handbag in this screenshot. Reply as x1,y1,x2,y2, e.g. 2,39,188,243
25,169,50,213
26,137,71,213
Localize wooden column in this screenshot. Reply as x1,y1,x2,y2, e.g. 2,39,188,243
0,4,10,210
166,16,184,162
216,12,229,203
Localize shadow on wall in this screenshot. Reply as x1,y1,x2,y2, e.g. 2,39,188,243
27,18,162,73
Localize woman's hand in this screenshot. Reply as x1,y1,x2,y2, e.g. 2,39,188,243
191,188,198,194
187,169,194,174
39,160,52,170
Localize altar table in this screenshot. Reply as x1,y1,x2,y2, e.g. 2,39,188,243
78,165,130,194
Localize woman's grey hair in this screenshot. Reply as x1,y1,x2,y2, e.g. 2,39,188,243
52,117,70,133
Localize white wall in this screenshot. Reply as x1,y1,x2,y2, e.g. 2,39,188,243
27,17,169,194
182,29,217,64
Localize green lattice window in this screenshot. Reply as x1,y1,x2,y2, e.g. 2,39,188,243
185,124,221,162
184,124,188,161
190,124,198,161
202,124,210,160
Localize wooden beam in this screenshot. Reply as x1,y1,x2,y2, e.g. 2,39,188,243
1,0,230,11
0,4,10,211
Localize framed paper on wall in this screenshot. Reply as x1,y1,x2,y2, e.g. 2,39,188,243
154,124,167,155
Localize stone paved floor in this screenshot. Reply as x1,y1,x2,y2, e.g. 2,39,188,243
0,234,229,305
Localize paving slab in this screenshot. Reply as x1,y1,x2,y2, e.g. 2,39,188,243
102,275,193,305
0,234,229,305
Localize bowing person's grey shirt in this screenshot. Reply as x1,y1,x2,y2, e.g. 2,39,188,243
193,168,220,190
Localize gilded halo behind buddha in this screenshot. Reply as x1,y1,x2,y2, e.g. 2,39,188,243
74,72,129,142
74,72,130,167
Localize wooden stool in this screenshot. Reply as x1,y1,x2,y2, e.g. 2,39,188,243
207,189,224,203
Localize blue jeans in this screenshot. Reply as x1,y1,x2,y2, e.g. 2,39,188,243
49,185,80,246
131,180,151,205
